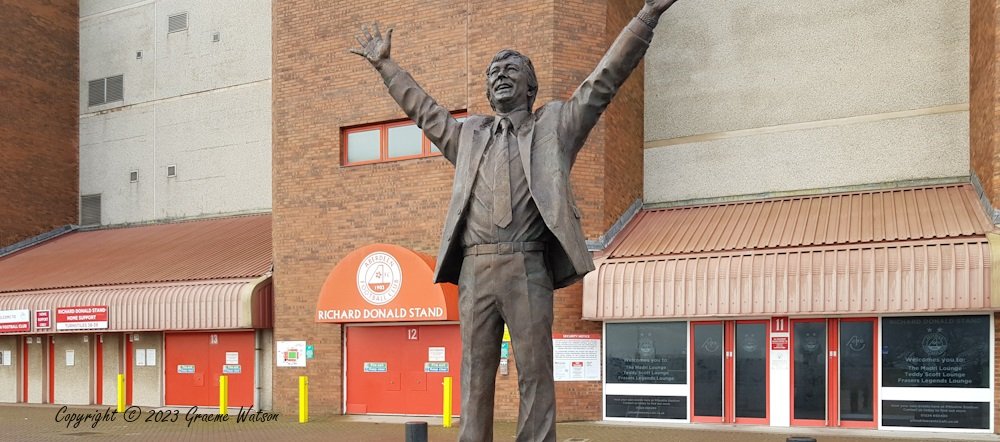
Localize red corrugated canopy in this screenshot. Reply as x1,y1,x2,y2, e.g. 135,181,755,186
0,215,273,331
584,184,996,320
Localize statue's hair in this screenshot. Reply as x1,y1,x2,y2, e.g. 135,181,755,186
486,49,538,111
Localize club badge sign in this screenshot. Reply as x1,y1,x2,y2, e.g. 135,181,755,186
0,310,30,333
56,306,109,330
315,244,458,323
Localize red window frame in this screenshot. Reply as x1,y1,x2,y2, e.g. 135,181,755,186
341,111,467,166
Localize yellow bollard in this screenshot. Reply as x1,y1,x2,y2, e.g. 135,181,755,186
219,375,229,416
299,376,308,423
442,376,453,428
116,374,125,413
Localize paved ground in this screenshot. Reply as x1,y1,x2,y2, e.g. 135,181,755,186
3,404,998,442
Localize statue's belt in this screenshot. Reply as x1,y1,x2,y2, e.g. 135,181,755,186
463,241,546,256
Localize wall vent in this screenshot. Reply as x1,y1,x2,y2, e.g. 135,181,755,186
130,170,139,183
167,165,176,177
80,194,101,226
87,75,124,107
136,50,143,59
211,32,220,43
168,13,188,33
87,79,104,106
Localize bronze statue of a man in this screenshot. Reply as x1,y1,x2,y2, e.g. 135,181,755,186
352,1,679,440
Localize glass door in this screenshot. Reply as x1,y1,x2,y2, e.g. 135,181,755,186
791,319,827,426
690,320,768,424
836,318,876,428
691,322,723,422
733,321,768,424
789,318,876,428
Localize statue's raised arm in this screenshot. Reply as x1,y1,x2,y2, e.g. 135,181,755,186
350,22,464,165
558,0,680,161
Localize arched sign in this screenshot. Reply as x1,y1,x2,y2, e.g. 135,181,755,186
315,244,458,323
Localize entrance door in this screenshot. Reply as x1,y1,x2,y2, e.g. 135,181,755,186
790,318,876,428
346,324,461,415
690,320,768,424
164,331,256,407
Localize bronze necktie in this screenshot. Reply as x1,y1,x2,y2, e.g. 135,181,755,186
494,118,512,228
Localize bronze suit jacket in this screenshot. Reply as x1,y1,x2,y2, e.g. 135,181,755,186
379,19,653,289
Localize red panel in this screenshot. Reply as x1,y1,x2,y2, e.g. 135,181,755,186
346,325,461,415
96,336,103,405
21,337,27,402
164,331,255,407
828,319,839,426
125,335,133,405
723,322,734,423
48,336,54,404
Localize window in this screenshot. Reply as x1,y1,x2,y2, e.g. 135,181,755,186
87,75,124,107
342,112,467,166
604,322,688,420
129,170,139,182
166,165,177,178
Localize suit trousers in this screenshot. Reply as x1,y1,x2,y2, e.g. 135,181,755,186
458,249,556,442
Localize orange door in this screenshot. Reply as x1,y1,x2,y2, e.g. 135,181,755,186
346,324,461,415
164,331,255,407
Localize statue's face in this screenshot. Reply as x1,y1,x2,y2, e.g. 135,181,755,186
487,57,532,113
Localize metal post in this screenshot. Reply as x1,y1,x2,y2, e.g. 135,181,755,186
405,421,428,442
116,374,125,413
219,375,228,416
442,376,453,428
299,376,308,423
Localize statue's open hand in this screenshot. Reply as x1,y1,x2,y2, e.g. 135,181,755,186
350,22,392,67
645,0,680,15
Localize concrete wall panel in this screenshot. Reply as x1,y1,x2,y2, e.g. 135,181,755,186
131,332,162,407
644,112,969,203
101,334,121,406
645,0,969,141
0,337,17,403
54,335,91,405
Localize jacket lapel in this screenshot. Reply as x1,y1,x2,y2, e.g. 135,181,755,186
465,118,491,192
517,116,535,188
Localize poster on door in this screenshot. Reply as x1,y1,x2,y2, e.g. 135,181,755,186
553,333,601,381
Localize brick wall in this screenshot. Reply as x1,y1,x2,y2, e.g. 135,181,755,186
971,0,998,209
273,0,646,420
0,1,79,247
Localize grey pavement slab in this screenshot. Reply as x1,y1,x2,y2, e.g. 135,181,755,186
1,404,997,442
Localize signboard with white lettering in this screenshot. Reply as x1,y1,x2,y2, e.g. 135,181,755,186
34,310,50,330
0,310,30,333
56,306,108,331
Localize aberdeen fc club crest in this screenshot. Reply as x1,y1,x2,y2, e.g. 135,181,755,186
356,252,402,306
921,328,948,357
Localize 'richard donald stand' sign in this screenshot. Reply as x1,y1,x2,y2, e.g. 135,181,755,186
315,244,458,323
56,306,109,330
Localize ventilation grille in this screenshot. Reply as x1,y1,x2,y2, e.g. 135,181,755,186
80,194,101,226
87,75,124,107
168,13,188,33
167,165,176,177
129,170,139,183
87,80,104,106
105,75,124,103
